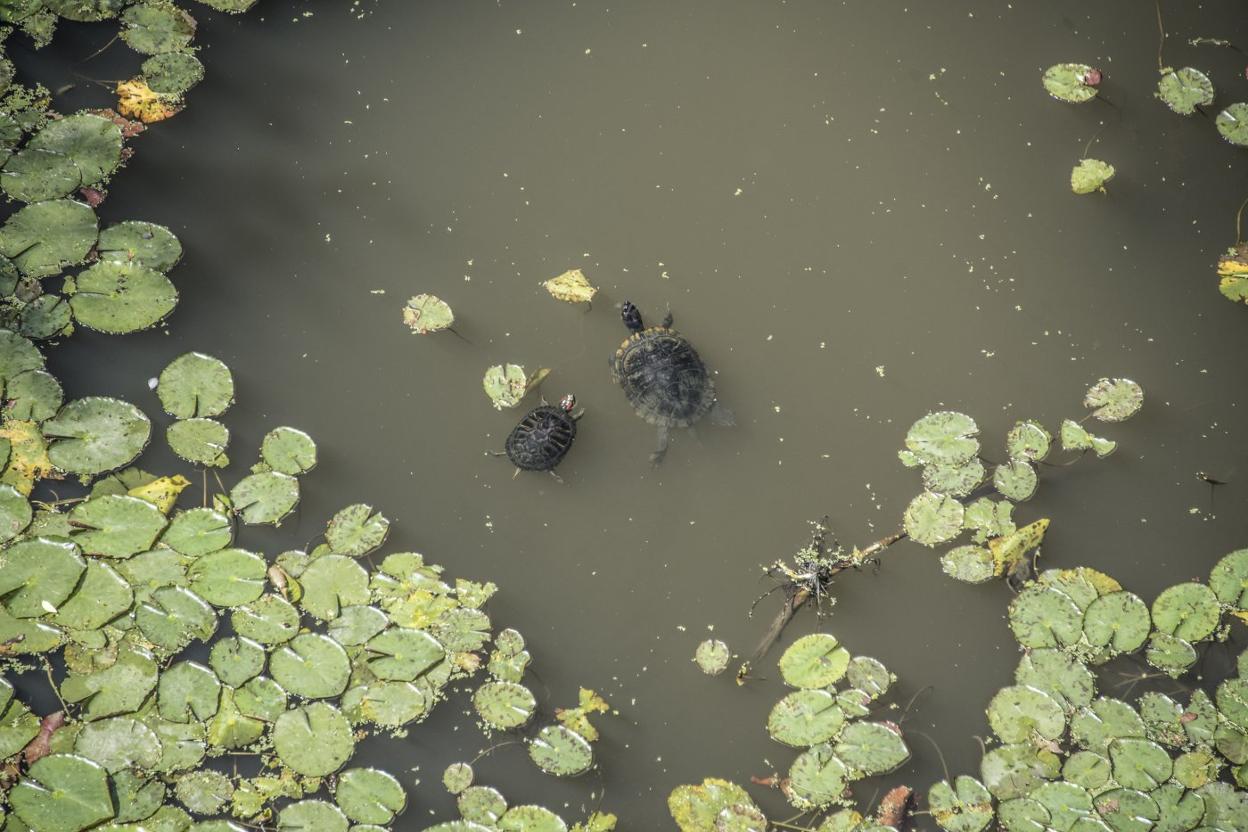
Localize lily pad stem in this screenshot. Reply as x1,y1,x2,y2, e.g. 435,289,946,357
1234,194,1248,244
1155,0,1167,73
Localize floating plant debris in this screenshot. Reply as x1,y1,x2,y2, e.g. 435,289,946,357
1070,158,1115,194
544,268,598,303
402,293,454,334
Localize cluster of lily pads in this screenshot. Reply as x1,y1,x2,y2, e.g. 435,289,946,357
927,555,1248,832
669,632,908,830
0,338,615,831
899,378,1143,585
435,759,616,832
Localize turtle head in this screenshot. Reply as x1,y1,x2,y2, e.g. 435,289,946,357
559,394,577,413
621,301,643,332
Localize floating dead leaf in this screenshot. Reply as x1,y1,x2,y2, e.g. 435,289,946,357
543,269,597,304
116,78,181,124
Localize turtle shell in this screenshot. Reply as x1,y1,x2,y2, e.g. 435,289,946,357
611,327,715,427
505,405,577,471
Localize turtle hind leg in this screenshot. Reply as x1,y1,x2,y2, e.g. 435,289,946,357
512,468,521,479
709,400,735,427
661,309,674,328
650,424,671,467
548,470,565,484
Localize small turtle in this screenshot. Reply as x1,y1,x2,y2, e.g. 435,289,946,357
611,301,733,464
496,394,582,481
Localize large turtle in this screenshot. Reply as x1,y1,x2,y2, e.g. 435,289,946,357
611,301,733,464
496,394,582,481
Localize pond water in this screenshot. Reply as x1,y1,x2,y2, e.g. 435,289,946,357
28,0,1248,825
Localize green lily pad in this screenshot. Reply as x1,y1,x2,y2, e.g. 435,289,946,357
997,798,1048,832
402,294,453,334
432,606,491,652
272,703,354,777
134,586,216,652
60,645,158,720
921,459,985,498
994,460,1037,501
470,680,535,729
6,369,62,422
175,769,232,815
1108,737,1172,790
483,364,528,410
988,685,1065,743
97,221,182,272
10,754,115,832
1208,548,1248,608
142,713,205,774
260,427,316,475
208,636,265,687
0,199,98,278
69,494,166,558
667,779,759,832
297,554,370,620
231,594,299,644
847,656,892,698
1147,632,1198,677
1156,67,1214,115
1151,582,1220,642
334,768,406,825
1094,788,1158,832
1215,103,1248,147
1173,749,1220,789
528,724,593,777
43,397,150,475
941,544,996,584
980,742,1061,800
1062,751,1112,792
1071,698,1145,752
904,411,979,466
111,769,165,823
325,604,387,646
269,632,351,699
1031,781,1093,832
1008,585,1083,649
157,353,233,419
26,114,121,186
1217,678,1248,730
779,633,850,688
1043,63,1100,103
52,559,131,630
1014,647,1095,710
787,743,848,809
157,661,220,723
767,689,845,747
143,52,204,96
365,627,445,681
160,507,232,557
694,638,730,675
166,418,228,467
235,675,286,722
833,720,909,777
1071,159,1115,195
1060,419,1116,457
326,503,389,556
458,786,506,823
903,491,964,547
963,498,1015,543
0,536,84,617
1083,591,1150,654
74,716,161,773
228,471,298,525
2,149,81,202
1006,420,1051,462
1084,379,1143,422
444,763,475,796
276,801,347,832
66,260,176,334
499,807,568,832
928,776,994,832
187,547,265,607
120,0,195,54
19,295,73,340
341,681,431,728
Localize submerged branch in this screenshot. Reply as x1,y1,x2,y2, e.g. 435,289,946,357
747,529,907,667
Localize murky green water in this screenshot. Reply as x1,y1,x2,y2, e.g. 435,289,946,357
30,0,1248,825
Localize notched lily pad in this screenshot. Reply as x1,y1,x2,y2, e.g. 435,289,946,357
402,294,453,334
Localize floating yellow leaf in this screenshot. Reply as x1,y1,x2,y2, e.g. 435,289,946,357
117,78,181,124
0,420,55,495
543,269,597,304
128,474,191,514
555,688,610,742
989,518,1050,578
1217,243,1248,304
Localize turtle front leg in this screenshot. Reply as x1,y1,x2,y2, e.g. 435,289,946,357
650,425,670,466
572,408,586,421
548,470,565,485
488,451,508,457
